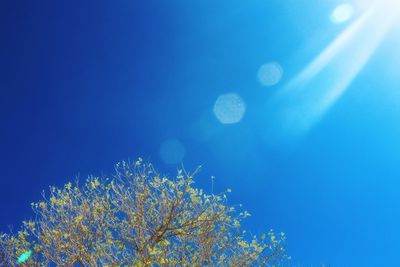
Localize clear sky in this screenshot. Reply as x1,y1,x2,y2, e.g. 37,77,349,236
1,0,400,266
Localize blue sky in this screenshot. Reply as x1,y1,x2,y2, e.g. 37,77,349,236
1,0,400,266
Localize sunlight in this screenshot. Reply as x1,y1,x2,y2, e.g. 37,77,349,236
330,4,354,24
355,0,400,11
264,3,400,142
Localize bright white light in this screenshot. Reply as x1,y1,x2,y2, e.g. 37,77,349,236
213,93,246,124
257,62,284,86
159,139,185,164
331,4,354,24
264,4,398,143
355,0,400,11
354,0,375,10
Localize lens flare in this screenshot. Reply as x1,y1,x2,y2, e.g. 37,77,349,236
330,4,354,24
263,4,399,144
213,93,246,124
257,62,284,86
159,139,185,164
17,251,32,263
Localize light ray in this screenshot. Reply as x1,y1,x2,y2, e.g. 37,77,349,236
264,4,399,143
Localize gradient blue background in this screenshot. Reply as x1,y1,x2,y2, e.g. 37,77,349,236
1,1,400,266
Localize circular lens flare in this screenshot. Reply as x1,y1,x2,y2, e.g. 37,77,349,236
159,139,185,164
331,4,354,24
257,62,284,86
213,93,246,124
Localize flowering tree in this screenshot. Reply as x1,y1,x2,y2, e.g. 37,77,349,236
0,159,288,266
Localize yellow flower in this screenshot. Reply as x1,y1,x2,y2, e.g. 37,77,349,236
238,241,249,248
65,182,72,190
91,179,100,189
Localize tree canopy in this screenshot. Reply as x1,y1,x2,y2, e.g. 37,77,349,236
0,158,288,266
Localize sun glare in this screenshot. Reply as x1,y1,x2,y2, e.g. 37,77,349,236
331,4,354,24
263,1,400,143
355,0,400,11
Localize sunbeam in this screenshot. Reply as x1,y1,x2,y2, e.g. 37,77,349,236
264,3,400,144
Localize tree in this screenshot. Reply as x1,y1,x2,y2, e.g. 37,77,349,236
0,158,289,266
